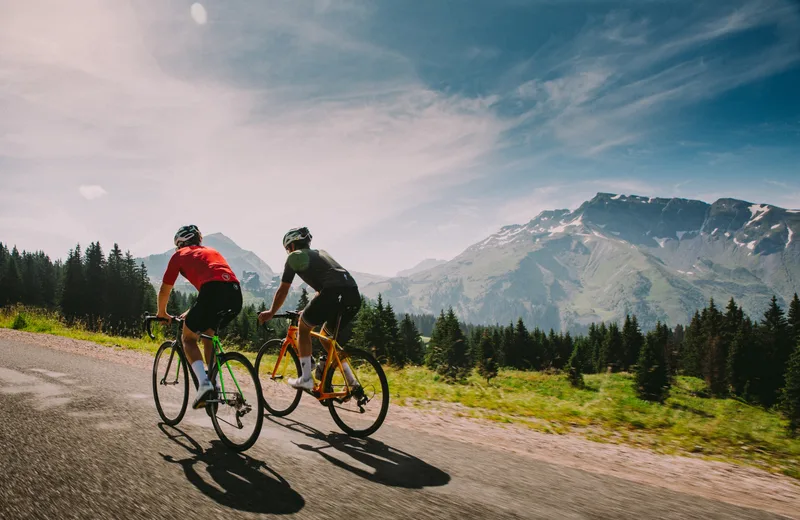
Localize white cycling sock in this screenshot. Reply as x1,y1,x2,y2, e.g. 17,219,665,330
299,356,313,380
342,362,357,386
192,360,209,386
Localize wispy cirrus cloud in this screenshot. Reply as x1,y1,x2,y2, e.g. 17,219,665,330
508,0,800,156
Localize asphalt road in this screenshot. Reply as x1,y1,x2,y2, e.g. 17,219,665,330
0,338,789,519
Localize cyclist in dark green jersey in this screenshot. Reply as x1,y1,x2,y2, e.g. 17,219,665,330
258,227,361,390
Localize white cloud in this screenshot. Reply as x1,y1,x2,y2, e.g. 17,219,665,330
78,185,107,200
0,0,506,273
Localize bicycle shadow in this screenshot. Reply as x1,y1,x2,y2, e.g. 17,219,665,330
157,423,304,515
266,416,451,489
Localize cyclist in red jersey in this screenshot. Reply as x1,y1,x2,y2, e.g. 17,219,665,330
156,225,243,409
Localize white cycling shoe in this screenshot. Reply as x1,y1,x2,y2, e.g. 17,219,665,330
192,380,215,409
288,376,314,391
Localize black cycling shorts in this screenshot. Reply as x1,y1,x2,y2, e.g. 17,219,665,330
185,281,243,334
301,286,361,341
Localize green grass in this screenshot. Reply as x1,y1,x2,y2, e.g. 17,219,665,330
1,307,162,353
384,366,800,476
3,306,799,477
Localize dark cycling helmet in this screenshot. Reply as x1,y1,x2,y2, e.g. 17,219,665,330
174,224,202,249
283,227,312,250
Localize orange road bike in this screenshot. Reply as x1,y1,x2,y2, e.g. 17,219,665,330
255,311,389,438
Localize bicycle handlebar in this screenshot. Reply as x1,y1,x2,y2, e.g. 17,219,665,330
143,315,183,340
272,311,300,324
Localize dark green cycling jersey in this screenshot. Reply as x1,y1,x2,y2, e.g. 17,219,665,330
281,248,357,292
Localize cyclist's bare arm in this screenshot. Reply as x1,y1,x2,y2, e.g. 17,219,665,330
157,283,173,320
258,282,290,324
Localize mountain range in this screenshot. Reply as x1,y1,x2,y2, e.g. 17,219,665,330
137,194,800,331
360,193,800,331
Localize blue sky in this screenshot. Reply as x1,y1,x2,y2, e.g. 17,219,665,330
1,0,799,276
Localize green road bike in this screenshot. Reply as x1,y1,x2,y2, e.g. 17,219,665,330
145,315,264,452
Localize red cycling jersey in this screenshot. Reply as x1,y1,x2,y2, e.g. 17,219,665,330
162,246,238,290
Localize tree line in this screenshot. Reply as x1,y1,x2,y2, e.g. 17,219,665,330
1,241,156,335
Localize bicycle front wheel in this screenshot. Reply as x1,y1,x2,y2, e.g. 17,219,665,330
255,339,303,416
324,348,389,438
152,341,189,426
208,352,264,452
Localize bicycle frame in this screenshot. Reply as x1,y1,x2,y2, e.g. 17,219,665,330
152,318,245,400
269,325,355,400
199,333,245,399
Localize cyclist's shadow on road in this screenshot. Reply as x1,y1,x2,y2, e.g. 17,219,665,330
157,423,304,515
267,416,451,489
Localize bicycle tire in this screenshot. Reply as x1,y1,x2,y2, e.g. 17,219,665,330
324,347,389,438
152,341,189,426
255,339,303,416
208,352,264,452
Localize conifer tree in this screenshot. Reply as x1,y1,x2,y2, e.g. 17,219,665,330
427,308,469,381
477,331,498,384
788,293,800,345
0,253,24,306
83,242,106,329
599,322,623,372
758,295,792,406
500,323,515,368
621,314,644,371
399,314,425,365
566,342,584,388
636,322,671,402
61,246,85,323
727,318,755,397
781,340,800,434
511,318,530,369
680,311,704,377
21,253,42,306
296,287,310,311
380,302,403,366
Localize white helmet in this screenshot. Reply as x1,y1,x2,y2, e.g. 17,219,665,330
283,227,312,250
174,225,201,249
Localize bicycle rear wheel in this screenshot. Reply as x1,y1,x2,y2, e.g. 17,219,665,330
255,339,303,416
152,341,189,425
208,352,264,452
324,347,389,438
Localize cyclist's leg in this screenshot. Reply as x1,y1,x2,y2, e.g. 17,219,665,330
181,322,204,366
184,285,222,405
203,282,243,387
334,287,362,344
326,288,362,386
290,290,333,388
